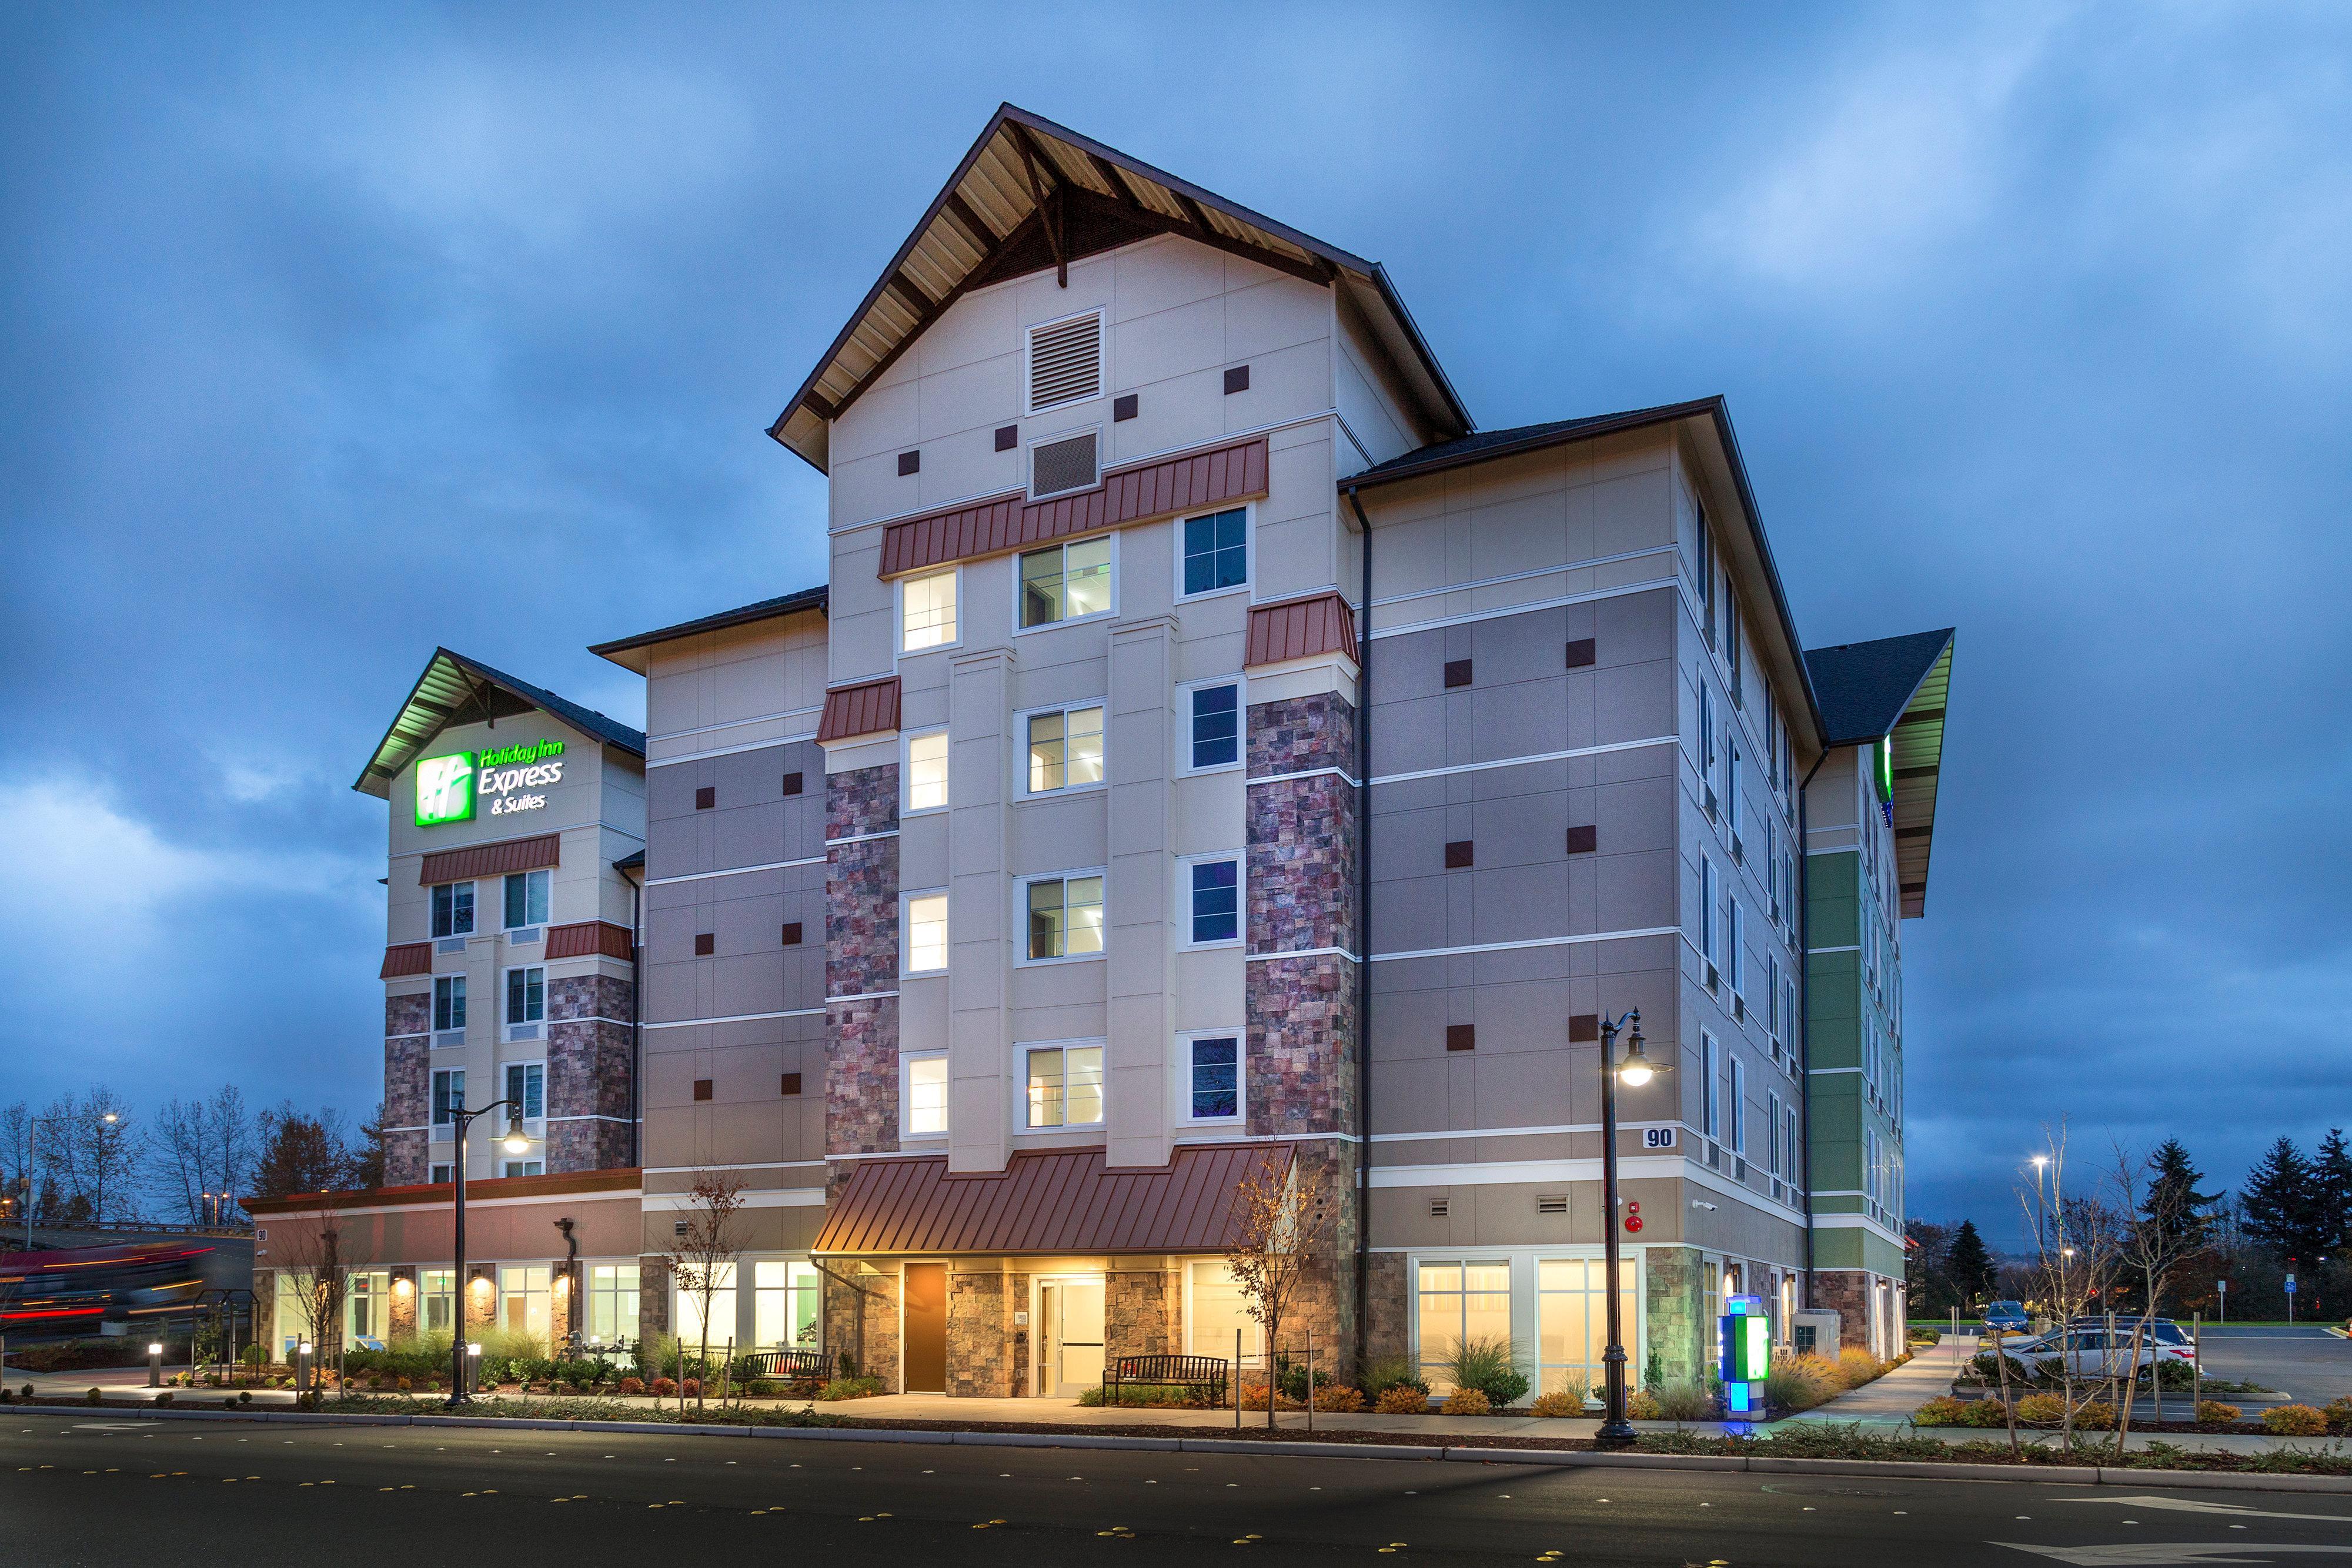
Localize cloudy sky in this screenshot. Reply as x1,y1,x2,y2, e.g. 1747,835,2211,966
5,4,2346,1245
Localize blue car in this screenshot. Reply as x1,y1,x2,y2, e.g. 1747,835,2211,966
1983,1300,2030,1332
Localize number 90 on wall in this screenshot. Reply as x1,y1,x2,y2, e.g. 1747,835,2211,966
1642,1126,1677,1150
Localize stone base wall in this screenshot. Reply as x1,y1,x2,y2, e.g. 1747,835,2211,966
1643,1245,1706,1386
252,1266,276,1355
1365,1252,1411,1367
1810,1268,1876,1352
387,1266,418,1340
1105,1263,1180,1360
824,1264,902,1389
636,1256,670,1343
947,1266,1015,1398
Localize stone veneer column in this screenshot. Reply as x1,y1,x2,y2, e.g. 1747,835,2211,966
1244,691,1362,1357
387,1266,418,1340
547,972,634,1171
1809,1268,1873,1350
1642,1245,1707,1385
825,763,900,1156
383,993,431,1186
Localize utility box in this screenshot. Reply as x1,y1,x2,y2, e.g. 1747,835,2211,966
1790,1309,1843,1358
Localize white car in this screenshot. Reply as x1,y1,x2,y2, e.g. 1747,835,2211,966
2003,1326,2190,1381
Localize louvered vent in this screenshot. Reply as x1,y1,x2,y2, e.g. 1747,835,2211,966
1537,1194,1569,1215
1031,430,1099,499
1027,313,1101,412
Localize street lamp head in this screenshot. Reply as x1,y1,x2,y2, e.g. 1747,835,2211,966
1615,1022,1655,1088
2031,1155,2048,1169
501,1114,530,1157
102,1112,118,1124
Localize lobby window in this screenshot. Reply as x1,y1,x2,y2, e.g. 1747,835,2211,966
419,1268,455,1335
1180,507,1248,597
506,966,545,1026
1018,536,1112,628
503,868,549,930
1027,704,1105,793
901,568,958,651
1188,858,1240,944
497,1263,551,1338
587,1263,639,1346
754,1261,822,1351
431,880,475,938
903,1053,948,1138
1186,1036,1240,1121
505,1062,544,1121
905,892,948,974
906,730,949,813
1536,1258,1641,1396
1187,1259,1263,1368
1025,874,1105,960
433,975,466,1032
673,1262,737,1350
1188,682,1240,770
1025,1044,1104,1128
1416,1262,1511,1390
432,1069,465,1128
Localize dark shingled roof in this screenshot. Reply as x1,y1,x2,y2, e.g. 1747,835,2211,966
1351,397,1723,486
590,584,828,671
354,648,645,799
1805,628,1955,745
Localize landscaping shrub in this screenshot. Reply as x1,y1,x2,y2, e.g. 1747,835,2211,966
85,1388,101,1405
2196,1400,2241,1423
1911,1396,1968,1426
2322,1397,2352,1433
1528,1390,1585,1417
815,1376,883,1401
1766,1359,1838,1413
1277,1361,1338,1402
1652,1380,1716,1422
1956,1399,2007,1428
1082,1383,1210,1409
1442,1336,1529,1409
2263,1404,2328,1437
2074,1402,2115,1430
650,1378,677,1397
153,1392,173,1407
619,1377,644,1396
1441,1386,1491,1416
1359,1354,1425,1401
1315,1385,1367,1413
1835,1349,1886,1389
746,1379,779,1399
1374,1385,1430,1414
1626,1388,1661,1419
680,1378,702,1399
2015,1393,2067,1424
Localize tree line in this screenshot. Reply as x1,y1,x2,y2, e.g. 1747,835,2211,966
1908,1132,2352,1321
0,1086,387,1236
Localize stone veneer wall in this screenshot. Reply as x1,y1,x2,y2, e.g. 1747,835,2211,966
384,994,431,1186
1364,1252,1410,1365
636,1256,670,1343
1809,1268,1875,1351
824,1266,903,1389
387,1265,417,1339
1642,1245,1706,1385
547,972,634,1172
827,763,900,1158
947,1266,1014,1398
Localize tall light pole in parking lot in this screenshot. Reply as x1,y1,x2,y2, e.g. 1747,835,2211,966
445,1098,532,1407
1596,1009,1659,1449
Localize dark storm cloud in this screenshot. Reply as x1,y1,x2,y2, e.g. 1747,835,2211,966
5,3,2346,1244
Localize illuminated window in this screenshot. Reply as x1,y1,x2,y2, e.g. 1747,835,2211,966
906,730,949,812
1536,1258,1641,1395
1027,704,1105,793
496,1264,551,1340
1025,1044,1104,1128
419,1268,455,1335
1018,537,1112,628
672,1262,737,1350
1416,1262,1512,1389
901,569,958,651
904,1054,947,1137
1025,874,1105,960
905,892,948,974
1187,1259,1262,1367
754,1261,822,1350
587,1264,639,1345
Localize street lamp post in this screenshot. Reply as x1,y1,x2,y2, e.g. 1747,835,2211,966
445,1098,531,1407
1595,1009,1658,1449
2030,1155,2050,1264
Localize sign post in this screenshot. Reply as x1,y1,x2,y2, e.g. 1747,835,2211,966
2284,1272,2295,1325
2216,1278,2226,1324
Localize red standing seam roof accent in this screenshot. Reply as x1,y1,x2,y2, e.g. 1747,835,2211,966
817,676,903,743
545,920,635,961
811,1143,1292,1256
380,942,431,979
1245,591,1358,668
417,832,561,886
877,436,1269,577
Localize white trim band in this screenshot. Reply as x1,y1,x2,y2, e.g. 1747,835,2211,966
643,1008,826,1029
1371,735,1674,789
1371,924,1680,964
646,855,824,887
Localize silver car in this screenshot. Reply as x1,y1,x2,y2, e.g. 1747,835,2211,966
2003,1326,2180,1380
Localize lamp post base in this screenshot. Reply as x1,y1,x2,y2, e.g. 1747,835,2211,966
1594,1417,1638,1449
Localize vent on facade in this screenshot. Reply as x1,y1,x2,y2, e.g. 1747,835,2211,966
436,937,467,955
432,1029,465,1051
1223,364,1250,395
781,1073,802,1096
506,1022,541,1043
1030,430,1100,499
1565,638,1596,668
694,933,716,956
897,449,920,476
994,424,1018,452
693,1079,713,1102
507,927,540,945
1112,392,1138,422
695,786,716,811
1568,1013,1600,1043
781,921,804,946
1731,833,1744,864
1704,960,1719,992
1566,825,1597,855
674,1219,689,1238
1429,1198,1450,1218
1443,658,1474,688
1536,1193,1569,1215
1444,840,1474,869
1027,313,1101,412
781,771,804,796
1445,1024,1476,1052
1703,786,1718,821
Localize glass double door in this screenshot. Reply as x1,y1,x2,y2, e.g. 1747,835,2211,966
1033,1276,1104,1397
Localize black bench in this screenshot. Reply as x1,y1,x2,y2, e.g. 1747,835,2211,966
1105,1353,1229,1405
733,1350,831,1383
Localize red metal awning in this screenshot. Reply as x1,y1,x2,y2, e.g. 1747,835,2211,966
812,1142,1291,1256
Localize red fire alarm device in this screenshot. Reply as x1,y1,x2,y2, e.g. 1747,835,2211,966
1625,1200,1643,1233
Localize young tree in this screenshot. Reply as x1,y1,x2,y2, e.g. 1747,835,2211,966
1945,1221,1996,1309
1222,1154,1337,1427
271,1192,365,1393
0,1102,29,1239
660,1171,746,1412
2015,1126,2128,1454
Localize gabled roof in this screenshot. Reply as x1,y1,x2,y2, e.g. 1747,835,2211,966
589,584,828,674
353,648,646,800
768,103,1472,473
1805,629,1956,919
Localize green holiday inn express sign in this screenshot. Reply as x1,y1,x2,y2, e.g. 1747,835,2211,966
415,738,567,827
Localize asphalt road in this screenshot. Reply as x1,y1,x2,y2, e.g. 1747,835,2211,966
2199,1328,2352,1403
4,1413,2350,1566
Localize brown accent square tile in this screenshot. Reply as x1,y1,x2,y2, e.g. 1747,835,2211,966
1565,638,1596,668
1446,1024,1476,1052
694,932,715,956
1566,824,1598,854
1445,840,1474,869
1444,658,1474,688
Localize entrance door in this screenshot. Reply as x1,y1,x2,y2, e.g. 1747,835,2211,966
1036,1277,1105,1397
903,1263,947,1393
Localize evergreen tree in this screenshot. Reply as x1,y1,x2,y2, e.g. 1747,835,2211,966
2143,1138,2221,1255
2314,1128,2352,1252
1946,1219,1996,1307
2239,1136,2327,1265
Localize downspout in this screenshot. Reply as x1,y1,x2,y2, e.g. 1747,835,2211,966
1796,749,1827,1304
554,1216,579,1346
1345,484,1375,1369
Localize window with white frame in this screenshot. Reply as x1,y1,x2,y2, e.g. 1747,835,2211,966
1027,703,1105,793
586,1263,638,1345
433,975,466,1032
1416,1262,1512,1389
1702,1033,1720,1142
1728,596,1745,707
1536,1257,1642,1396
1700,859,1717,967
1187,681,1240,770
505,966,544,1026
503,868,549,930
1729,1056,1747,1155
502,1158,543,1178
432,1069,465,1128
1184,1035,1240,1121
1785,1102,1802,1186
505,1062,544,1122
419,1268,455,1335
1187,1258,1262,1367
903,1052,947,1137
905,892,948,974
1766,954,1782,1040
1768,1091,1784,1175
1728,900,1744,996
900,569,957,651
1698,683,1716,788
430,1163,453,1184
1180,507,1248,596
431,880,475,938
1018,537,1112,628
1025,874,1104,960
754,1260,822,1350
1024,1044,1104,1128
1727,740,1742,835
1695,502,1714,611
1187,857,1240,944
673,1261,737,1350
498,1263,552,1338
906,730,949,812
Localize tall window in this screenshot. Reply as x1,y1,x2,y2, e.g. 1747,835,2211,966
503,869,549,929
1728,596,1745,707
433,975,466,1032
1766,954,1782,1040
1727,740,1741,835
904,1054,948,1136
754,1261,821,1350
431,881,475,938
1188,683,1239,769
1729,1056,1747,1155
1025,874,1105,960
906,731,949,811
505,1062,544,1121
432,1069,465,1127
505,967,545,1025
1698,684,1716,787
901,569,957,650
1027,704,1105,793
906,893,948,973
1181,507,1247,596
673,1262,737,1350
1728,900,1744,995
1695,502,1714,622
1536,1258,1642,1395
1768,1091,1785,1176
1187,1036,1239,1120
1702,1034,1720,1141
586,1263,639,1345
1018,537,1112,627
1188,858,1240,944
497,1263,551,1338
1416,1262,1511,1389
419,1268,455,1335
1700,860,1717,965
1025,1044,1104,1127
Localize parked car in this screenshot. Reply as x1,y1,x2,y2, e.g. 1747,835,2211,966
1983,1300,2030,1332
2066,1315,2196,1363
2002,1326,2190,1381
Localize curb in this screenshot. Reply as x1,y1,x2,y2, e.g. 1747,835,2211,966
8,1402,2346,1493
